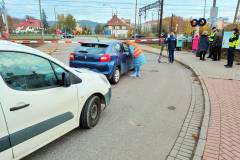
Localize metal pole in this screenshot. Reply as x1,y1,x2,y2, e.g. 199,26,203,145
234,0,240,23
204,0,206,18
38,0,44,38
213,0,216,7
135,0,138,36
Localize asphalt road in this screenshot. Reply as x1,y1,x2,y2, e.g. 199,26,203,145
23,38,193,160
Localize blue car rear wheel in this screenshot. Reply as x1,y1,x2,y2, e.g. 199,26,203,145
110,67,120,84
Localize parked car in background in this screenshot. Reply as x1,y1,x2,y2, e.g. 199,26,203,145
62,33,74,38
69,41,134,84
132,34,145,39
0,40,111,160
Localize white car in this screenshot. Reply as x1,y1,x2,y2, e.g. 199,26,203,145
0,40,111,160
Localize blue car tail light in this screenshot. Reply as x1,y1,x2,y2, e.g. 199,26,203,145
99,54,111,62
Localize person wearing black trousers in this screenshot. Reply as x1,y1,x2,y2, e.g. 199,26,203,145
212,30,223,61
207,27,217,59
225,28,239,68
165,32,177,63
198,31,210,61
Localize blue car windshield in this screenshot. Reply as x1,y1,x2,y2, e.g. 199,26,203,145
77,43,109,54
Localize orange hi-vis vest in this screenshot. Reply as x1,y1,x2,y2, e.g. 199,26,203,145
126,41,142,58
133,46,142,58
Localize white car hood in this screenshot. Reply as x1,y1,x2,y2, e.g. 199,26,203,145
73,68,99,75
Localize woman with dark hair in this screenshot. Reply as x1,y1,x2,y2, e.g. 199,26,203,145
198,31,209,61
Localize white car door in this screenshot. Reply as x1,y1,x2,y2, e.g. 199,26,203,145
0,102,13,160
0,51,80,159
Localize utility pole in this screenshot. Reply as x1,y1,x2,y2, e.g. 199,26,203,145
234,0,240,23
159,0,164,37
170,13,173,32
38,0,44,38
1,0,9,33
134,0,138,36
54,7,57,31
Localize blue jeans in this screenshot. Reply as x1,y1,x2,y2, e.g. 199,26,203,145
134,65,140,76
168,50,175,63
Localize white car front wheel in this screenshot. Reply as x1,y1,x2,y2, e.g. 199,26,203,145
80,96,101,129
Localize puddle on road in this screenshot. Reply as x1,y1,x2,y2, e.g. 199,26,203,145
167,106,176,110
149,69,160,72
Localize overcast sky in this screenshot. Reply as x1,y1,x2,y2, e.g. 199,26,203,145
5,0,238,23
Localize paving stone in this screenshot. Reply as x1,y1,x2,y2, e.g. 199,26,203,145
176,154,191,160
169,149,179,157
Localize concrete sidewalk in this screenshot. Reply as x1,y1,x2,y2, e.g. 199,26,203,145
141,45,240,160
140,45,240,80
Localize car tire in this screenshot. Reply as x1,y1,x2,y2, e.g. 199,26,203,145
110,67,120,84
80,96,101,129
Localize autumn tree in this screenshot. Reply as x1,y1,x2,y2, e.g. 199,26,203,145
65,14,76,33
57,14,76,33
94,24,104,34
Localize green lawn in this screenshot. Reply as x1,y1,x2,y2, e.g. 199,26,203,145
148,44,162,49
10,34,59,40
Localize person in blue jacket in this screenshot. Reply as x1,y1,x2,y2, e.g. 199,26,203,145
126,41,146,77
166,32,177,63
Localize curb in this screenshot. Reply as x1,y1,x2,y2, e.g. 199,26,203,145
142,48,210,160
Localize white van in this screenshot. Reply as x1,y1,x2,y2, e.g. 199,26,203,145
0,40,111,160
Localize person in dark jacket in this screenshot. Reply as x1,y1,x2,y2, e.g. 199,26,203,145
166,32,177,63
207,27,217,58
212,30,223,61
198,31,210,61
225,28,239,68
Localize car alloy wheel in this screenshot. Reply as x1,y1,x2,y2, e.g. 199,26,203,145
114,69,120,83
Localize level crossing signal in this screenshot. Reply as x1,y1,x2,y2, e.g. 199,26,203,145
190,18,207,27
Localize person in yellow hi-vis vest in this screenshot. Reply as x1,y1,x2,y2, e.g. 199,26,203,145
207,27,217,59
124,41,146,77
225,28,239,68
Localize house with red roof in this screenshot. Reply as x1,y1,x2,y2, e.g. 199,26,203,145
15,18,43,33
105,14,131,38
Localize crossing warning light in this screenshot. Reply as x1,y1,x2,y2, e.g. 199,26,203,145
190,18,207,27
191,19,198,27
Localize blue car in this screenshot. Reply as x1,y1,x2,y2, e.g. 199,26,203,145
69,41,134,84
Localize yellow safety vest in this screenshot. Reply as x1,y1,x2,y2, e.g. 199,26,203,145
229,34,239,48
209,32,216,42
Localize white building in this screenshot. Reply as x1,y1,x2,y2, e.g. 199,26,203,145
14,18,43,34
105,14,131,38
